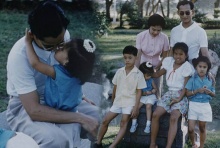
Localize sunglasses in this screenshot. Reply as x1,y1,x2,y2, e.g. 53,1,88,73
39,40,65,51
179,10,191,16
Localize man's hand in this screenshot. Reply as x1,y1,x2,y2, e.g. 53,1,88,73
81,114,99,138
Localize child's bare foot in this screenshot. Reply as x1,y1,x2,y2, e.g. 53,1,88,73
109,144,116,148
149,143,158,148
192,144,198,148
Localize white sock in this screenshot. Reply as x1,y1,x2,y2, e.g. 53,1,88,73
146,120,151,126
132,119,137,125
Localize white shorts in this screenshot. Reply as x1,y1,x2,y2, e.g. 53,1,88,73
6,132,39,148
140,94,157,105
110,105,133,114
188,101,212,122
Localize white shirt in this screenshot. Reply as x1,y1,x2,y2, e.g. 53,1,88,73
112,66,146,107
170,22,208,60
162,57,194,91
6,31,70,100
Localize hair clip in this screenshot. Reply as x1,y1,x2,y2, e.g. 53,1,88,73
146,62,152,68
83,39,96,53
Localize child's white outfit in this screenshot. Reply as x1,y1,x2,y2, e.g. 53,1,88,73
185,73,215,122
110,66,146,114
130,78,157,133
157,57,194,115
140,78,157,105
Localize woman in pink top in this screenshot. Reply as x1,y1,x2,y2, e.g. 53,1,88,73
136,14,170,98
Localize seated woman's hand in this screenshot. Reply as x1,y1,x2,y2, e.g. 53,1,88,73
170,98,180,106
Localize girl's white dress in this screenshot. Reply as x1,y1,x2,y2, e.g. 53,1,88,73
157,57,194,115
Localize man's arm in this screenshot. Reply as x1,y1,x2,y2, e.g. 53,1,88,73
19,91,98,136
200,47,216,82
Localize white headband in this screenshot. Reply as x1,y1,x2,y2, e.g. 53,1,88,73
83,39,96,53
146,62,152,68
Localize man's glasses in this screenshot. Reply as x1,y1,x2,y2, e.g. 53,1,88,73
179,10,191,16
40,40,65,51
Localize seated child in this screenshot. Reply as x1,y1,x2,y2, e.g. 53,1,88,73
94,45,146,148
130,61,157,134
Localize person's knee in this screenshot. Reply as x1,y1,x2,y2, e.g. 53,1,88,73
101,118,110,126
188,127,194,134
169,114,178,124
146,104,152,111
152,111,160,120
120,119,128,127
199,126,206,133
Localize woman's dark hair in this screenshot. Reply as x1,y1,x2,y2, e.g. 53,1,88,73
139,62,154,75
64,39,96,84
28,0,70,40
176,0,194,10
173,42,189,61
148,13,165,29
192,56,211,73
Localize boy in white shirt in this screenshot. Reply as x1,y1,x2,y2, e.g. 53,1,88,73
95,45,146,148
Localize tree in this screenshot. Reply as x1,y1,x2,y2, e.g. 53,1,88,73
136,0,145,18
106,0,113,20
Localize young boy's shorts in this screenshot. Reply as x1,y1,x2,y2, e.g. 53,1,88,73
110,105,133,114
188,101,212,122
140,94,157,105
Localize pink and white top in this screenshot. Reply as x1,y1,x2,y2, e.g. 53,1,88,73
136,30,169,67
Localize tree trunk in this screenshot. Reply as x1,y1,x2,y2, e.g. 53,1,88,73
145,1,151,16
106,0,113,20
214,0,220,8
166,0,170,18
149,0,160,16
159,0,165,17
119,12,123,28
136,0,145,18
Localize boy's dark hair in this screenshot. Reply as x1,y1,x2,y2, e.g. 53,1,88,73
139,62,154,75
173,42,188,61
64,39,95,84
123,45,138,56
192,56,211,73
28,0,70,40
148,13,165,29
177,0,194,10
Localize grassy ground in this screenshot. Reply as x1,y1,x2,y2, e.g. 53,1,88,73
102,127,220,148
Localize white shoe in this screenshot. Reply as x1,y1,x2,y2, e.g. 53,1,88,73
195,133,200,147
130,123,138,133
144,125,150,133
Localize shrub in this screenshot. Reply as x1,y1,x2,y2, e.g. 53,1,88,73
202,20,220,29
164,18,180,29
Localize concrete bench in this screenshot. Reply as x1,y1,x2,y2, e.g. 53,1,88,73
122,104,187,147
0,82,103,148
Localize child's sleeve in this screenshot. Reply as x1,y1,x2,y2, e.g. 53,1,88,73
137,73,147,89
112,69,119,85
161,57,172,70
182,62,195,77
